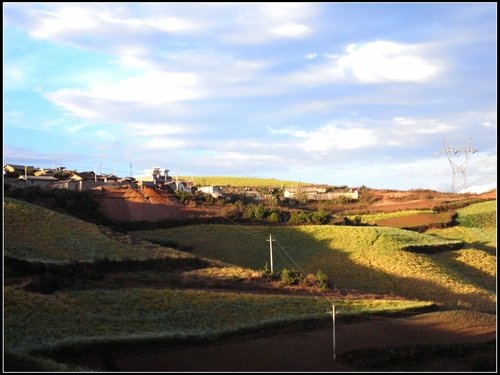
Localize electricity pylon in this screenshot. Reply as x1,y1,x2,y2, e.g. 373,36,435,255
437,138,478,193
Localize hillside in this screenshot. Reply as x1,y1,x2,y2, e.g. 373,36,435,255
94,185,495,223
3,197,193,263
3,193,496,372
95,187,194,222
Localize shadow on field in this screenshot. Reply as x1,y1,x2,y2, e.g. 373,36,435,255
429,246,496,295
169,225,496,312
467,241,497,255
42,313,496,372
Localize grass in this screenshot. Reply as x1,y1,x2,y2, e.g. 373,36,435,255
348,210,435,222
4,196,495,371
4,287,433,357
453,200,496,228
132,221,494,311
179,176,313,188
4,198,190,262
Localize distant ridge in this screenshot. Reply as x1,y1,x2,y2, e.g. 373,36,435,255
179,176,316,188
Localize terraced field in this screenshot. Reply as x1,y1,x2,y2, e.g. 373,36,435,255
3,196,496,371
132,217,495,311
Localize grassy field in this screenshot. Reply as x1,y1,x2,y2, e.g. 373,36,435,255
4,198,190,262
179,175,312,187
3,196,495,371
4,287,433,359
132,201,496,311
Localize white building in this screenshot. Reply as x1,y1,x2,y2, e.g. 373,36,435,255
198,186,223,198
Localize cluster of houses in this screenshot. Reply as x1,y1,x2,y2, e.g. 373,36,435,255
3,164,222,198
3,163,359,201
4,164,135,191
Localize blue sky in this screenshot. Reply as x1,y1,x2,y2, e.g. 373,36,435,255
3,2,497,192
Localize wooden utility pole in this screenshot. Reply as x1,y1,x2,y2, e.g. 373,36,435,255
327,304,336,360
266,234,275,273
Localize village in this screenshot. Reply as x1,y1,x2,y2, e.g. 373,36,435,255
3,163,360,202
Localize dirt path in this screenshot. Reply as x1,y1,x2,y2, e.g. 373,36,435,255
75,311,495,372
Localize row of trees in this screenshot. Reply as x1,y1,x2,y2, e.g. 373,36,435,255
227,202,333,225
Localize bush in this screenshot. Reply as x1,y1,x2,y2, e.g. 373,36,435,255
311,209,331,224
315,270,329,290
289,211,310,225
267,212,280,223
280,268,303,285
260,263,274,281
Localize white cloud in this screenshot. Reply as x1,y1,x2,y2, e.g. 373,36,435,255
338,41,440,83
127,123,194,137
44,70,202,120
392,117,455,135
270,23,310,38
27,4,203,42
274,123,377,154
28,5,101,39
459,183,496,194
221,3,317,44
288,40,441,85
87,71,201,103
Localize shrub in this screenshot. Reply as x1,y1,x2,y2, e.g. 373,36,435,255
267,212,280,223
280,268,303,285
260,263,274,281
311,209,331,224
289,211,310,225
315,270,329,290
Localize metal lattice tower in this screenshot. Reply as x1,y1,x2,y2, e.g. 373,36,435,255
438,138,478,193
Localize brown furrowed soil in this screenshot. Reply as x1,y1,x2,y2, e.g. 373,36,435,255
373,211,455,230
70,310,496,372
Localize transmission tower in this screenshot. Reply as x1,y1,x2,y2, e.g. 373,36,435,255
438,138,478,193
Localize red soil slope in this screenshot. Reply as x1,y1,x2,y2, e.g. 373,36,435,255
96,187,191,221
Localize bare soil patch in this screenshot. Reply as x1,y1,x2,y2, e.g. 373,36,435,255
96,187,192,221
70,310,496,372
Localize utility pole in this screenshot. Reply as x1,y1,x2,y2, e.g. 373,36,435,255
326,304,337,360
266,234,275,273
130,163,133,178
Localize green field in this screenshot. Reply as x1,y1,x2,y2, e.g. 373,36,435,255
4,198,190,262
132,201,496,311
348,210,435,222
4,286,433,359
3,197,496,370
179,175,312,187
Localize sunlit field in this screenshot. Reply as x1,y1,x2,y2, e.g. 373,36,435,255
133,201,496,311
4,198,189,262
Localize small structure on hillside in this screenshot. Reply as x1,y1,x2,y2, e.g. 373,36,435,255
198,186,224,198
284,186,359,200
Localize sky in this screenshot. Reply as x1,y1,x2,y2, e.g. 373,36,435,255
3,2,497,192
